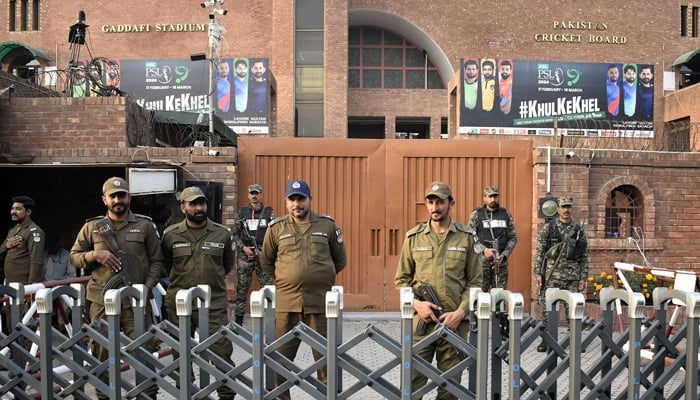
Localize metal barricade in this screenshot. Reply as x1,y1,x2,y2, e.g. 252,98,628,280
1,282,698,399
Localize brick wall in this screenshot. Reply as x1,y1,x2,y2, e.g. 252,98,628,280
325,0,349,138
0,97,239,224
347,89,447,138
5,0,699,138
533,147,700,301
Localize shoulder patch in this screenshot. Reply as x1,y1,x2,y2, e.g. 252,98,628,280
406,223,426,237
318,214,335,222
212,222,231,232
86,215,105,223
455,223,476,235
268,216,286,227
163,224,178,235
133,213,153,221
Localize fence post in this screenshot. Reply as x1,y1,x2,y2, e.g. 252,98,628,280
36,288,55,399
70,283,88,391
682,292,700,396
548,289,585,400
626,291,645,400
489,289,503,399
250,286,273,400
491,289,524,400
540,288,559,399
175,285,210,400
131,284,148,392
655,287,700,398
104,288,124,400
326,286,343,399
473,289,490,400
399,287,414,400
601,287,645,399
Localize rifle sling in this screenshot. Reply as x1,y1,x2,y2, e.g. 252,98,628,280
543,222,578,284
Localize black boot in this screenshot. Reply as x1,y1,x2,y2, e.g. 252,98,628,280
235,315,244,325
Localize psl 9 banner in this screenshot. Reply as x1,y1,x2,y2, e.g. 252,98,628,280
113,58,270,134
459,58,654,137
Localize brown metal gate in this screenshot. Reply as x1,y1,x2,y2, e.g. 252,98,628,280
237,138,533,311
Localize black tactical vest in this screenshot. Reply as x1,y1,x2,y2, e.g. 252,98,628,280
474,207,509,252
239,205,274,247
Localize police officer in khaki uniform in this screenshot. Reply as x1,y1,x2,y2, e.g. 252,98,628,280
161,186,236,400
70,177,163,400
2,196,45,284
0,195,45,334
260,179,347,400
395,181,482,400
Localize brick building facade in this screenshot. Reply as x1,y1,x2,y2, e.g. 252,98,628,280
2,1,699,137
1,1,699,307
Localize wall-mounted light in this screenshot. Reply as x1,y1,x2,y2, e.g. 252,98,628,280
190,53,206,61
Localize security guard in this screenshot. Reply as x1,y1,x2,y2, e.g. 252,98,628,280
232,183,275,325
161,186,236,400
1,195,45,335
260,179,346,400
467,185,517,291
1,196,45,285
534,196,589,351
70,177,163,399
395,181,482,400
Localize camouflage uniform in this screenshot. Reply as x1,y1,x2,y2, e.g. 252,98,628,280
467,204,517,292
231,203,275,320
534,218,589,327
395,181,482,400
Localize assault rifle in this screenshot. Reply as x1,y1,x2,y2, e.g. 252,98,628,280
96,218,135,295
492,238,501,288
414,282,443,335
238,219,259,257
539,257,547,297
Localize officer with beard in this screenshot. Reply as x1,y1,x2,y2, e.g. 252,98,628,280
534,197,589,352
1,195,45,335
467,186,517,292
160,186,236,400
2,196,45,285
70,177,163,399
260,179,346,400
395,181,481,400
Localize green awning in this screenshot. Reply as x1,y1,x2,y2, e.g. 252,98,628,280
0,41,50,61
672,49,700,67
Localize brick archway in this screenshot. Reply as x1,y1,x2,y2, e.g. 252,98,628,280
595,176,656,239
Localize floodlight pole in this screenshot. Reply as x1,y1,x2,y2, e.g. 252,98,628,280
208,30,215,147
199,1,227,148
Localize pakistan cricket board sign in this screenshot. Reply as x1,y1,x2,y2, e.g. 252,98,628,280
118,58,270,134
459,58,654,137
